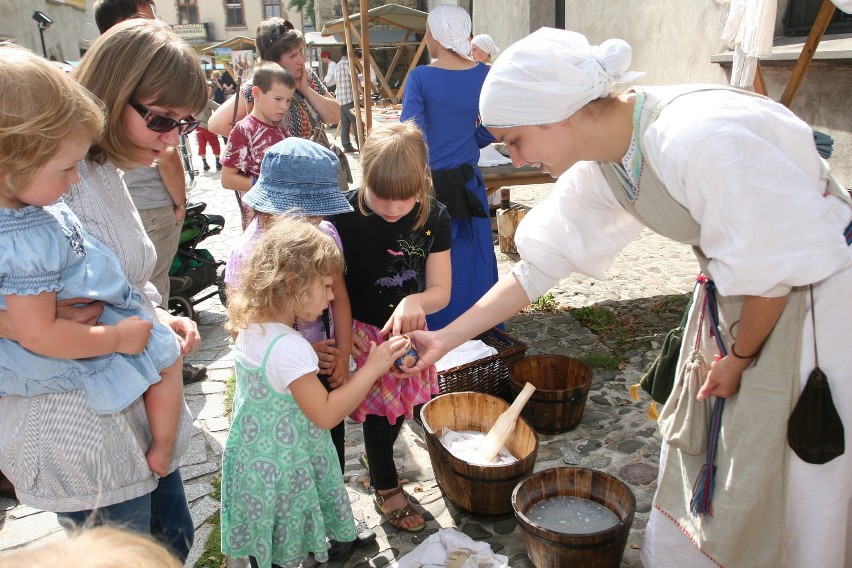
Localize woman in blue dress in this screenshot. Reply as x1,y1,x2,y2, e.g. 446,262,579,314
400,4,497,330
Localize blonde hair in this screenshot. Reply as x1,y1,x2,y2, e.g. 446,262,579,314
73,19,207,170
358,121,433,230
0,43,105,197
0,526,182,568
226,216,343,331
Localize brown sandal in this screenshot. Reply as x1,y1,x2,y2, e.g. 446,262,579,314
374,485,425,532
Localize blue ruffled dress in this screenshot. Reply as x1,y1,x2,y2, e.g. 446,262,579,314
0,201,180,414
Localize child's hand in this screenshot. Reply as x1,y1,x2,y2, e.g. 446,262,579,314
380,297,426,337
361,336,410,377
326,352,350,388
115,316,154,355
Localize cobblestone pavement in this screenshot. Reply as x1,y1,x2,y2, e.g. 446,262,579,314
0,134,700,567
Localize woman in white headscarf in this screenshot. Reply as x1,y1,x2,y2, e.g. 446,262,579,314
408,27,852,568
470,34,500,65
400,4,498,332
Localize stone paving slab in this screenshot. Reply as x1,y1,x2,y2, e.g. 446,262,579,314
0,130,701,568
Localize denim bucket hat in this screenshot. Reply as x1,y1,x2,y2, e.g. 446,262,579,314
243,138,353,216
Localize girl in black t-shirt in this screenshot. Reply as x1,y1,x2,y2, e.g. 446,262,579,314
329,122,452,533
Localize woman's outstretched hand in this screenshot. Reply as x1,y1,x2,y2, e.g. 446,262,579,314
400,329,450,375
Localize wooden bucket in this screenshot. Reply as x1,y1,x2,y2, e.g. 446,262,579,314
512,467,636,568
509,355,592,434
420,392,539,518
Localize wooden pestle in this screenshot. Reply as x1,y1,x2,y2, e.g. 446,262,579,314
479,382,536,463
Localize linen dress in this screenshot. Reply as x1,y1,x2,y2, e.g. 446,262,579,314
401,63,498,330
0,201,180,413
221,323,355,567
510,89,852,567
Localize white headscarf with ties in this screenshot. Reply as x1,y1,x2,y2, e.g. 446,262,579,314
427,4,472,57
471,34,500,56
480,28,645,128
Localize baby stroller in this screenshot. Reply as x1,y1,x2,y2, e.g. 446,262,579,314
168,202,227,321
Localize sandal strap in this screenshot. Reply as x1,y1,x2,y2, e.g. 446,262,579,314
386,504,420,523
374,485,403,505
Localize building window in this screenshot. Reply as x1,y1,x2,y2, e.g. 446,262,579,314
785,0,852,36
175,0,199,24
225,1,245,27
263,0,282,19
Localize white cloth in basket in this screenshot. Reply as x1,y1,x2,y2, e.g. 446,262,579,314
435,340,498,373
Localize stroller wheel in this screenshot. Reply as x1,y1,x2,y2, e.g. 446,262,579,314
217,266,229,307
169,295,195,321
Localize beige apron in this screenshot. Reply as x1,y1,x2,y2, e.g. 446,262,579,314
600,85,808,567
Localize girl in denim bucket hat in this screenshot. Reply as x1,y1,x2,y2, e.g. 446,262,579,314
224,137,377,555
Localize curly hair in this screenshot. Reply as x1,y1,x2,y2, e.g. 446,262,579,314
73,19,207,170
358,121,433,230
0,43,105,197
226,216,344,331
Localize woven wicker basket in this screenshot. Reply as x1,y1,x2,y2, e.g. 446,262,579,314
437,328,527,401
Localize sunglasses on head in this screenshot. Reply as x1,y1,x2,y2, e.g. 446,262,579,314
130,101,199,135
268,20,294,46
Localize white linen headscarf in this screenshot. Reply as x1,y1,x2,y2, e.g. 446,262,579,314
427,4,472,57
471,34,500,56
480,28,644,128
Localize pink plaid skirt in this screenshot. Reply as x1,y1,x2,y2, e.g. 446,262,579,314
349,320,439,425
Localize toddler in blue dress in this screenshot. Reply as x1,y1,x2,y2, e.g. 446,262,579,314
0,45,183,477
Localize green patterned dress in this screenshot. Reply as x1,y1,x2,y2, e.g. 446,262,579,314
221,330,356,567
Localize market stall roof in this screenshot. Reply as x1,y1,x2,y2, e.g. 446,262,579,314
320,4,427,36
200,36,255,55
307,28,419,47
319,3,429,106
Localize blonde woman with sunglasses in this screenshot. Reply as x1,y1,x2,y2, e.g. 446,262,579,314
0,19,207,563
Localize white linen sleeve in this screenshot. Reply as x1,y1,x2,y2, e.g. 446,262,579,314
266,334,320,395
512,161,645,300
643,95,852,298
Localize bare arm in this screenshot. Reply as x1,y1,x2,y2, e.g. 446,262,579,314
220,166,253,193
407,272,532,371
7,292,152,358
156,149,187,222
697,294,789,401
326,274,352,387
380,249,451,337
289,336,409,428
207,94,250,137
0,298,104,340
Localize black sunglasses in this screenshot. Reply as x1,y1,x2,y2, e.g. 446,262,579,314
130,101,199,136
268,20,294,46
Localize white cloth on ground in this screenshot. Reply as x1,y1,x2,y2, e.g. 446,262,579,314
390,528,508,568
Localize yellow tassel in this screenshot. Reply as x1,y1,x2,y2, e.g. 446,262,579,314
629,383,641,401
647,401,660,421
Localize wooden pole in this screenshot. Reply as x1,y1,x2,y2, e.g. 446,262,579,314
397,36,428,102
340,1,364,149
779,0,836,108
360,0,372,139
753,61,767,96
